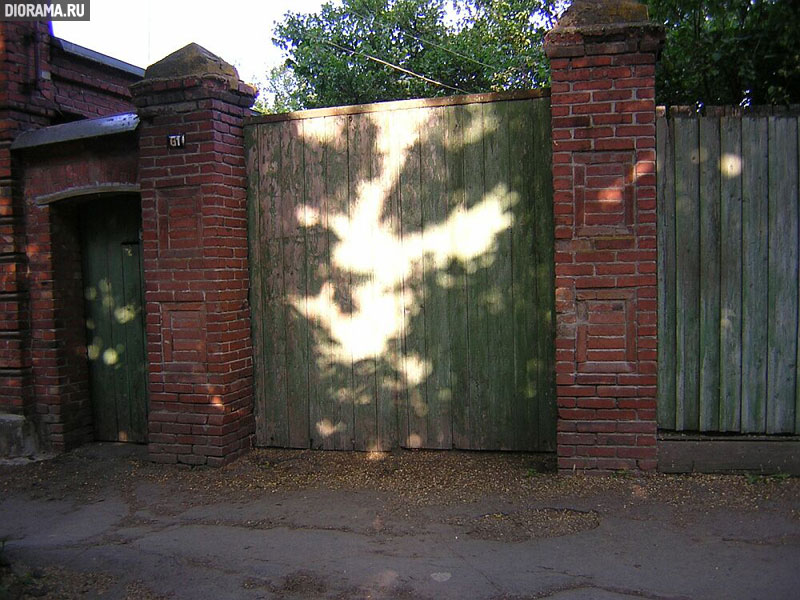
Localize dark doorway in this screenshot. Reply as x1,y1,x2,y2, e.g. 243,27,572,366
80,196,148,443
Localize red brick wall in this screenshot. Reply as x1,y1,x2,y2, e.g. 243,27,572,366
545,20,664,472
132,74,256,466
20,135,139,201
1,20,141,435
18,197,88,450
37,203,93,449
49,41,140,119
1,22,139,127
0,22,52,416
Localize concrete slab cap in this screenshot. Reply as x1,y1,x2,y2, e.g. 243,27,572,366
553,0,649,30
143,42,239,85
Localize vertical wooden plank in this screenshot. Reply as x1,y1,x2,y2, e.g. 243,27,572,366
674,117,701,431
105,209,130,440
766,117,799,433
262,122,288,240
258,122,289,446
120,200,147,443
263,236,289,447
391,110,410,449
797,117,800,435
82,200,149,443
302,116,332,450
326,114,355,449
120,241,147,443
741,116,769,433
482,101,514,450
656,114,677,430
245,123,268,444
420,105,452,449
349,112,379,451
463,101,490,449
698,117,721,431
445,104,471,449
719,116,743,432
82,209,117,441
281,120,311,448
508,99,538,451
398,108,427,448
531,98,556,452
371,109,400,452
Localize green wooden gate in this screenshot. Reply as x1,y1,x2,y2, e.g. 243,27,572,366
657,110,800,434
81,196,148,443
246,92,555,451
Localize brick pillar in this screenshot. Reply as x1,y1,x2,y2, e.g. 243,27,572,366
544,1,664,472
0,21,53,419
0,22,75,453
131,44,256,466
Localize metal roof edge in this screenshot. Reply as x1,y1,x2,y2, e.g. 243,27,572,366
53,38,145,78
11,113,139,150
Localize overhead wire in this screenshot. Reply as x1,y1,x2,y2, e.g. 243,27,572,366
321,39,467,93
350,5,498,72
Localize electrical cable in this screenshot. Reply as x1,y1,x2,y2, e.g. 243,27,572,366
350,5,497,72
322,39,467,93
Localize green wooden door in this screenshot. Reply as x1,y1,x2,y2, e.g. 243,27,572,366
81,197,148,443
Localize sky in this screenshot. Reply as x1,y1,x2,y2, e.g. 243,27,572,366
53,0,330,91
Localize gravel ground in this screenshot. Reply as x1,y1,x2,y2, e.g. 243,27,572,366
0,562,169,600
3,446,797,512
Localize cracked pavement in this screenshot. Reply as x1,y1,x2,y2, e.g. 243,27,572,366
1,444,799,599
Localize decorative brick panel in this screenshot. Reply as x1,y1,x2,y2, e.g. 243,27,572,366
161,304,207,367
156,187,203,258
545,0,664,472
574,151,636,235
576,289,637,371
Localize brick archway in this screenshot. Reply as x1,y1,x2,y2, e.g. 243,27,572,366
12,123,140,451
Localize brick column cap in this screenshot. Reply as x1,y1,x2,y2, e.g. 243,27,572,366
545,0,664,58
130,42,256,106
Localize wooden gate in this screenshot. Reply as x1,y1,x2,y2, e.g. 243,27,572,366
246,92,555,451
81,197,148,443
657,109,800,434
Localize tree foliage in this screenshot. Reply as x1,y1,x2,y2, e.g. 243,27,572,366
648,0,800,106
263,0,800,113
266,0,561,111
252,64,305,114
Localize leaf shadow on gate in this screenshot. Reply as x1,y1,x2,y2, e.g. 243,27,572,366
253,98,554,452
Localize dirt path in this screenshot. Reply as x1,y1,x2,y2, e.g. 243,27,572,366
1,444,799,599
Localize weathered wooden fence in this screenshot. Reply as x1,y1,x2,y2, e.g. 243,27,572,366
245,91,555,452
657,108,800,434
